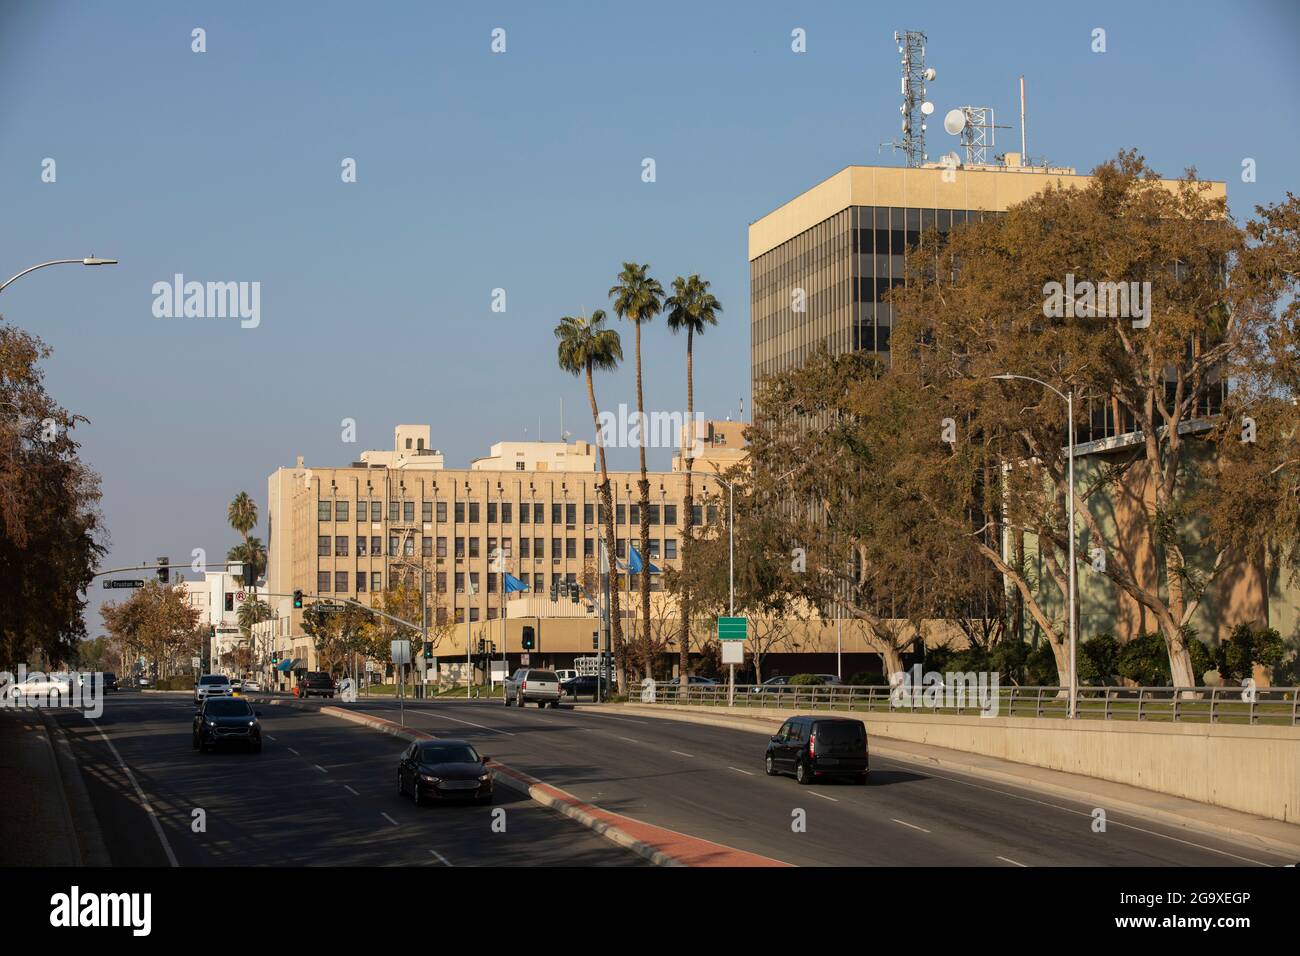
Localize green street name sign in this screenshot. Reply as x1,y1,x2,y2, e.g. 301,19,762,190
717,616,747,641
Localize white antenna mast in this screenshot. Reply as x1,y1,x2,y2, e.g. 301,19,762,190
1019,75,1027,163
882,30,936,167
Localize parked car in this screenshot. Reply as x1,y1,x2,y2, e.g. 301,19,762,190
296,672,336,698
502,668,562,708
560,675,614,700
3,672,73,704
193,697,263,753
193,674,233,704
663,676,720,686
764,716,868,785
554,669,579,683
396,739,493,805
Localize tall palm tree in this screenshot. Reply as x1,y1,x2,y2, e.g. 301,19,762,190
664,274,722,682
555,310,627,688
227,539,267,584
228,491,258,594
609,262,664,680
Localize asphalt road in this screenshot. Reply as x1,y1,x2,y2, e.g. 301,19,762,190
331,695,1294,867
45,692,643,867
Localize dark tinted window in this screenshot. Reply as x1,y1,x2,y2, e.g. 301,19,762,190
419,743,479,764
206,699,253,717
528,670,558,682
814,722,865,745
198,675,228,686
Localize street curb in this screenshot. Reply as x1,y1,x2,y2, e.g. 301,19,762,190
255,696,789,867
36,710,112,867
599,703,1300,860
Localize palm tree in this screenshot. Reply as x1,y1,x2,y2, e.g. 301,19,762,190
555,310,627,689
609,263,664,679
228,491,258,594
227,538,266,584
664,274,722,682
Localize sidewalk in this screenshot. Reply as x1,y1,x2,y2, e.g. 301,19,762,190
0,709,94,865
596,702,1300,860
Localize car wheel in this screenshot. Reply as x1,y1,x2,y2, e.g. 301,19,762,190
796,760,812,785
855,772,868,785
765,754,776,776
536,701,545,708
504,692,511,706
516,693,524,708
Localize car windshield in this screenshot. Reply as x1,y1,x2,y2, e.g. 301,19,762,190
199,676,229,685
529,671,558,682
419,744,479,764
206,699,253,717
307,673,331,681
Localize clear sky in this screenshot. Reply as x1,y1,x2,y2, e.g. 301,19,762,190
1,0,1296,633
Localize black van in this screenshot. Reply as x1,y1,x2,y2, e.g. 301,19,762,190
764,716,868,785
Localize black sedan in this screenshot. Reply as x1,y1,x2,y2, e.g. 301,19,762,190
193,697,263,753
397,739,493,805
560,675,614,701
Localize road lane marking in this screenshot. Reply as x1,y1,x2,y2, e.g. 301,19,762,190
876,758,1274,866
892,818,931,833
671,750,694,758
287,747,300,756
365,705,515,737
344,785,359,796
810,791,838,802
728,767,754,775
997,855,1028,867
264,734,276,741
89,721,179,868
313,764,328,774
381,812,399,827
618,736,639,743
429,849,452,866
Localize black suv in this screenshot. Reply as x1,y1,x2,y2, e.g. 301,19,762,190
765,716,868,785
193,697,263,753
297,672,336,698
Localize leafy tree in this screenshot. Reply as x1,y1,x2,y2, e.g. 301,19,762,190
1077,633,1121,684
1213,623,1285,683
664,273,722,682
227,538,266,586
0,322,106,667
874,152,1300,688
555,309,627,687
609,262,665,680
100,580,202,678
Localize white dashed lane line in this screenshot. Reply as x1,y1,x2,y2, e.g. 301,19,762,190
429,849,452,866
344,785,359,796
997,855,1028,867
809,791,838,802
670,750,694,758
381,812,399,827
313,764,328,774
729,767,754,776
892,818,931,833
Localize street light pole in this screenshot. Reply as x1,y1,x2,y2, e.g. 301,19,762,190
992,373,1078,719
0,257,118,294
708,470,737,705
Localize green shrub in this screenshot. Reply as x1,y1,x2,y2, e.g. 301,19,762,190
1078,633,1120,684
1025,641,1059,686
788,673,824,686
1214,623,1285,683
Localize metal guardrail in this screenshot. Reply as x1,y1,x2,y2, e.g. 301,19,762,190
640,683,1300,726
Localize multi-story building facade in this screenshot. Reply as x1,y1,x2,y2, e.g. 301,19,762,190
265,424,743,675
176,570,248,671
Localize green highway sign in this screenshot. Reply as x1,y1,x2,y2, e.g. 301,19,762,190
717,616,747,641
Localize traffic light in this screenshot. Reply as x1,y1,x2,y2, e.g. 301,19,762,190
244,559,256,587
156,557,169,584
490,642,496,655
423,641,433,660
592,631,599,650
477,638,485,655
569,581,580,604
522,626,535,650
293,589,303,609
549,579,558,602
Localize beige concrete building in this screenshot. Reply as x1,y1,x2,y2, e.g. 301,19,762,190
265,425,738,675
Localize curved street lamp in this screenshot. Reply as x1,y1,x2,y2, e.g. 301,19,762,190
992,373,1078,719
0,257,118,295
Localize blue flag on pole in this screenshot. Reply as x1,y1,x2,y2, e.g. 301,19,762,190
626,544,661,575
504,572,530,593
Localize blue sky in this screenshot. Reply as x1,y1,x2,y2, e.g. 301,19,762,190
0,0,1296,632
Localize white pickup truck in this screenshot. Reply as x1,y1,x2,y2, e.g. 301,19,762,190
503,668,562,708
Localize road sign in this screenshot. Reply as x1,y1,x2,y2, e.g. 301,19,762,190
103,579,144,589
235,590,246,602
717,616,747,641
313,603,345,613
191,656,202,669
721,641,744,664
391,640,411,665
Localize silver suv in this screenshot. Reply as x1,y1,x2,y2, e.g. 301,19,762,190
503,669,561,708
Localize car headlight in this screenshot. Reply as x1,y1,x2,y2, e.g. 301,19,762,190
419,774,440,783
248,720,256,726
478,773,491,782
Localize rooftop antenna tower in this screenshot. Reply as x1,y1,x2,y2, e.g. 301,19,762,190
942,105,1008,166
883,30,936,167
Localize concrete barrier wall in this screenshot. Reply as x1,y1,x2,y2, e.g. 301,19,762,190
655,705,1300,824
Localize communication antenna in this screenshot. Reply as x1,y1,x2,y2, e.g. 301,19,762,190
882,30,936,167
943,105,1007,166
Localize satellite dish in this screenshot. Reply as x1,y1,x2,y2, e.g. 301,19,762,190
924,67,937,82
943,109,966,136
921,101,934,116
